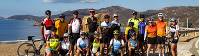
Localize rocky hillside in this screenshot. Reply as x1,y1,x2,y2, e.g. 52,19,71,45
0,16,4,19
6,6,199,27
161,6,199,28
7,15,40,21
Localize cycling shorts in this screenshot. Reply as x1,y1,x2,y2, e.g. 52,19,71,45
157,36,165,44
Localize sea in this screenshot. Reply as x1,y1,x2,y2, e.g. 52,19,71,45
0,19,40,41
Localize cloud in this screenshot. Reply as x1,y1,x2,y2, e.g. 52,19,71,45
43,0,99,3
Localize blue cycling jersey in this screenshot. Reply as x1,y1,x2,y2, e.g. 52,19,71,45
129,38,138,48
110,39,121,52
139,22,146,34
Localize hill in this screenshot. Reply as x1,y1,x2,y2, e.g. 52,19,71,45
6,6,199,27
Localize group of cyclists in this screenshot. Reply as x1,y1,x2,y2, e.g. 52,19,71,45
40,9,180,56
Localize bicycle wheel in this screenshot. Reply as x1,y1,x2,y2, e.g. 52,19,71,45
164,40,171,56
17,43,36,56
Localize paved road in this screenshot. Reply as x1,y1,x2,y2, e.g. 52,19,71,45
177,37,199,56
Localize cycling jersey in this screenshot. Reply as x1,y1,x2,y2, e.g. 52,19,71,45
125,26,136,35
61,40,70,50
101,21,111,28
146,25,157,38
92,39,100,53
156,20,167,36
49,38,60,50
42,18,54,30
77,37,89,49
129,38,138,48
87,16,99,33
69,18,82,33
111,19,120,26
110,39,124,52
55,19,68,37
169,25,179,33
128,18,139,32
139,22,146,35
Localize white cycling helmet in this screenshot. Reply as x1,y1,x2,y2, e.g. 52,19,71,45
113,14,118,17
158,13,163,17
64,33,69,37
170,18,176,22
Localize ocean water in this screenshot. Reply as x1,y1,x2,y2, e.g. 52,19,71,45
0,19,40,41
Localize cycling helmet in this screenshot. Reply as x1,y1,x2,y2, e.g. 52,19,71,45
128,30,136,36
170,18,176,22
158,13,163,17
140,14,145,18
89,9,95,12
73,10,79,15
128,22,134,26
113,30,119,35
80,31,86,35
113,13,118,17
45,10,51,15
59,14,65,18
104,14,110,19
63,33,69,37
132,11,137,15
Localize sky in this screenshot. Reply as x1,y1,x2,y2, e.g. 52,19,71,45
0,0,198,17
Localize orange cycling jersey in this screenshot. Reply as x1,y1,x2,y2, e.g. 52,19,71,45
156,20,167,36
146,25,157,38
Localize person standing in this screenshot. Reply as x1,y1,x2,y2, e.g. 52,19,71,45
111,13,121,31
145,20,157,56
99,15,112,56
84,9,99,52
138,14,146,55
156,13,168,56
55,14,68,40
169,18,179,56
41,10,54,41
128,11,140,34
68,10,82,56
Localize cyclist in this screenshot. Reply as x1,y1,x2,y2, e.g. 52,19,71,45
55,14,68,40
124,22,137,55
111,13,121,31
92,31,101,56
99,14,112,56
109,30,125,56
45,27,60,56
60,33,70,56
125,22,137,42
41,10,54,41
68,10,82,56
85,9,99,52
156,13,167,56
128,11,139,33
145,20,157,56
76,31,89,56
128,30,138,56
169,18,179,56
138,14,146,54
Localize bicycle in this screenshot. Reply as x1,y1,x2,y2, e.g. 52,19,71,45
164,35,172,56
17,36,44,56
